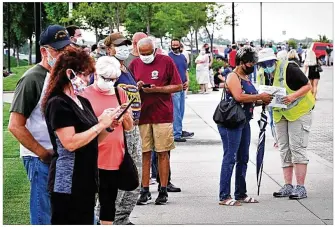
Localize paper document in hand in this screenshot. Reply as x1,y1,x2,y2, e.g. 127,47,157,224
258,85,287,108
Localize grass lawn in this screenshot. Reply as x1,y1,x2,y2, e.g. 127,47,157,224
3,102,30,225
3,65,33,91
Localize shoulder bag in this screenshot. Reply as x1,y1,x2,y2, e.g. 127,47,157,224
115,87,139,191
213,73,246,128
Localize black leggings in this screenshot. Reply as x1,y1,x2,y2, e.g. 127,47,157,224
98,169,119,222
51,192,95,225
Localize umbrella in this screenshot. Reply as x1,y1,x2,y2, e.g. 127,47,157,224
256,105,268,195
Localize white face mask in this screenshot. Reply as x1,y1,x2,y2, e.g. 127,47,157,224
97,76,115,92
115,45,130,60
200,50,206,55
140,53,155,64
74,37,85,46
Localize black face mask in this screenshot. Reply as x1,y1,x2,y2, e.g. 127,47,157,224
269,44,273,48
242,64,255,75
205,47,210,52
171,47,180,53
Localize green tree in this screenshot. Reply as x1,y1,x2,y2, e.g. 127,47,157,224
3,3,33,66
288,39,297,49
125,3,158,35
43,3,70,26
315,34,330,43
70,3,111,42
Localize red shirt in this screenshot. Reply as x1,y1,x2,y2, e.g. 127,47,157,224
129,54,182,125
229,50,237,68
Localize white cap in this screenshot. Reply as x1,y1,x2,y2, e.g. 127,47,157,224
95,56,121,79
258,48,276,63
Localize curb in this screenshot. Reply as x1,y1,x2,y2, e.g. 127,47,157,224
3,91,14,94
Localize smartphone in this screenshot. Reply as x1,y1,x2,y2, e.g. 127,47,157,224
116,97,136,121
105,98,136,132
142,84,151,88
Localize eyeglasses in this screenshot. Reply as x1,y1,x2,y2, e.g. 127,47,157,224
99,75,116,82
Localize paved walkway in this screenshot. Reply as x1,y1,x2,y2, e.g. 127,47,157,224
3,67,333,224
130,67,333,225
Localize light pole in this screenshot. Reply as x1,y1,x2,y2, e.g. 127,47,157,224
7,3,11,72
260,2,263,47
232,3,235,44
34,2,41,63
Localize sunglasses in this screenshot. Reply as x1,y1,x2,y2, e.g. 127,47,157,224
258,60,276,68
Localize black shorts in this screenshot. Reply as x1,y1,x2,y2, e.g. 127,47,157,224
51,192,95,224
98,169,119,221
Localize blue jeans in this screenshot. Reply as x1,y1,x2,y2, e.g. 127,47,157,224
23,156,51,225
217,122,251,201
172,90,185,139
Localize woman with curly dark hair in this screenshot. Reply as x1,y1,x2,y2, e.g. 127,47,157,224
217,46,273,206
41,47,120,224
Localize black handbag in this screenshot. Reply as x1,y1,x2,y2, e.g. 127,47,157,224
213,76,246,128
115,87,140,191
316,64,323,72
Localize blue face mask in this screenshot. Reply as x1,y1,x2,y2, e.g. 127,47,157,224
45,48,57,68
264,64,275,74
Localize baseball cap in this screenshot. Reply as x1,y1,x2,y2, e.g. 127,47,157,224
258,48,277,63
106,33,132,46
39,25,71,50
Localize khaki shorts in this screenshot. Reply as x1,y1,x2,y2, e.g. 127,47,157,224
139,123,175,153
275,112,312,168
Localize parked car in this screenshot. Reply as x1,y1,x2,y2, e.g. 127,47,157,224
309,42,333,61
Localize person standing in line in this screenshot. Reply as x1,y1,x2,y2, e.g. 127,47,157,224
124,32,148,68
66,25,84,46
224,45,232,59
130,37,183,205
229,44,237,70
82,55,134,225
169,39,195,143
203,43,215,91
195,49,210,94
8,25,72,225
297,43,303,65
180,43,190,98
42,47,121,224
304,49,321,99
103,32,143,225
217,46,273,206
325,45,332,66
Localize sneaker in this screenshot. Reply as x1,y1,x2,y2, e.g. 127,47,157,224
174,137,187,142
155,191,168,205
182,131,194,138
136,191,152,205
289,185,307,200
273,184,294,197
150,178,157,185
158,183,181,192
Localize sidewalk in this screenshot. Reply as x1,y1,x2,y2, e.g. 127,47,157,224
130,92,333,225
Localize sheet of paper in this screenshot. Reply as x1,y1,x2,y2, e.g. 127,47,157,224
258,85,287,108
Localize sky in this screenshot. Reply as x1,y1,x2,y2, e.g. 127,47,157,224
82,2,334,43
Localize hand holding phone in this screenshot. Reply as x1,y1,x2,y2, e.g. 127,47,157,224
142,84,152,88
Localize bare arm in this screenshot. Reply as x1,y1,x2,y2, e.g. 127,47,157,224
142,84,183,94
227,73,272,104
226,73,262,103
55,122,108,152
8,112,54,162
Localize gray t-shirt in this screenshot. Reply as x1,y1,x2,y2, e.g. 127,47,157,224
124,53,139,68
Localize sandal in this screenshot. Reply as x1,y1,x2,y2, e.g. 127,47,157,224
219,198,241,206
238,196,259,203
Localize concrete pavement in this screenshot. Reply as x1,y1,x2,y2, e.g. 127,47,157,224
2,67,333,224
130,67,333,224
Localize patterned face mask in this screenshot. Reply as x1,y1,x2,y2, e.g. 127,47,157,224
69,69,88,94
